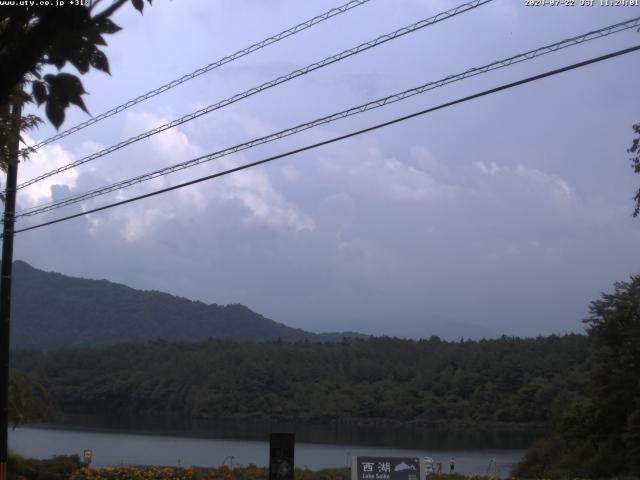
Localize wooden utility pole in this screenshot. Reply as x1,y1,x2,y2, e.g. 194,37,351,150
0,96,22,480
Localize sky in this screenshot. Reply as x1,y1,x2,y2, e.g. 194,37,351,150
13,0,640,339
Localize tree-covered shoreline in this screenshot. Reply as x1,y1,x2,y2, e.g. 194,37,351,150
514,275,640,478
12,334,590,430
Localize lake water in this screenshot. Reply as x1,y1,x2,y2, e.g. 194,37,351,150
9,416,536,477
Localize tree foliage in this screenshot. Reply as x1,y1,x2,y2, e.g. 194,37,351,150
12,334,591,430
8,370,59,427
515,275,640,478
0,0,151,122
630,122,640,217
8,452,83,480
0,0,152,178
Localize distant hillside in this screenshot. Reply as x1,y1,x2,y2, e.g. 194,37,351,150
9,261,368,350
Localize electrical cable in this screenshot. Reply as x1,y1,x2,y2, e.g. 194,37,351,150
28,0,373,151
15,16,640,219
10,44,640,236
15,0,494,191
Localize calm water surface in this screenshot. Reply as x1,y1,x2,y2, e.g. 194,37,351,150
9,416,537,477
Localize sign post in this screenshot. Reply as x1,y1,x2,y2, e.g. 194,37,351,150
269,433,294,480
83,449,92,466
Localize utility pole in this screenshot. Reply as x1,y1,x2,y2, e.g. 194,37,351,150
0,95,22,480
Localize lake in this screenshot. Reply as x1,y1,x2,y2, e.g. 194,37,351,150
9,416,537,477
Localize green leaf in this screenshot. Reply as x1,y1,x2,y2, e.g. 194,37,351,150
89,49,110,74
131,0,144,13
45,100,65,130
69,47,91,74
31,81,47,106
46,46,67,70
68,94,89,114
87,30,107,47
46,73,87,97
15,89,31,104
96,18,122,35
45,73,89,117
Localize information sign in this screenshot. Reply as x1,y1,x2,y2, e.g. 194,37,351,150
352,456,424,480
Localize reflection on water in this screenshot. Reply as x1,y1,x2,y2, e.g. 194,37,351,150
9,415,539,477
49,413,540,450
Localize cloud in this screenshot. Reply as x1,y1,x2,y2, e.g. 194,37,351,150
15,119,635,339
219,176,316,232
17,134,80,207
316,140,457,204
122,111,205,171
475,160,573,200
38,111,316,241
13,0,640,340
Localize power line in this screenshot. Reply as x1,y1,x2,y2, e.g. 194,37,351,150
28,0,373,152
15,16,640,219
11,44,640,236
15,0,494,192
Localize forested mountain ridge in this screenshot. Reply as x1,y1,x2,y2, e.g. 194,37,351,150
13,334,591,429
9,260,367,349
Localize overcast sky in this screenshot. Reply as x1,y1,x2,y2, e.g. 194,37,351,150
14,0,640,339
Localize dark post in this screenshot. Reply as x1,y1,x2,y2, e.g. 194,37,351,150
269,433,295,480
0,97,22,480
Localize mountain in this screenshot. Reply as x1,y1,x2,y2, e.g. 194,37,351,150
9,261,368,350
